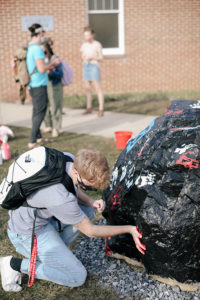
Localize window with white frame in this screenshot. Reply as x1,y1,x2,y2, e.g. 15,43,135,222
86,0,125,55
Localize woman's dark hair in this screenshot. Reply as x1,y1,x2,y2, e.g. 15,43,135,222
84,26,95,34
41,41,54,58
46,37,54,46
28,23,43,37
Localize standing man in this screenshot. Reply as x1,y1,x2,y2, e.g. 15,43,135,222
0,149,145,292
26,23,60,149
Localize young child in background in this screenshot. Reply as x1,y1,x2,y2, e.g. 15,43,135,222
80,26,104,117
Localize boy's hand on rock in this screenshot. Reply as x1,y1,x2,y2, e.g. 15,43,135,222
130,226,146,255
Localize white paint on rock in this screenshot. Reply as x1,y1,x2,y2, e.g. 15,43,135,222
175,144,197,154
110,167,119,190
135,172,156,188
120,166,127,182
190,100,200,109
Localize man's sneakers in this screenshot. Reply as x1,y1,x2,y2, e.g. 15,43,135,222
0,256,22,292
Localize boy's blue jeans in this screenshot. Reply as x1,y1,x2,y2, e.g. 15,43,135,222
8,205,96,287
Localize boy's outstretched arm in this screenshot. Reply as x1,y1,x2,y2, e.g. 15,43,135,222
75,217,146,255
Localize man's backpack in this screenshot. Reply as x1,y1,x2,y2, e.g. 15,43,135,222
61,59,73,86
0,146,76,210
14,46,37,87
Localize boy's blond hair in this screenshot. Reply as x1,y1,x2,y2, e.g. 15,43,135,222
74,149,110,190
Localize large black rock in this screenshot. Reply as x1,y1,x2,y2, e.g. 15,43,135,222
103,100,200,283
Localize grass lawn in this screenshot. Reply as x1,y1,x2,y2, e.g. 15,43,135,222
63,90,200,116
0,126,121,300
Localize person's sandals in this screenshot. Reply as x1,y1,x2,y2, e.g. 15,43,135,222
97,110,104,117
83,108,92,115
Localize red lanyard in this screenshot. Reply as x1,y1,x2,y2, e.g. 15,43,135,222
28,235,37,287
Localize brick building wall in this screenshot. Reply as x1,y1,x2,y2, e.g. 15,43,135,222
0,0,200,102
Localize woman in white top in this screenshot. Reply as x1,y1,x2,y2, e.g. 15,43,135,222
80,26,104,117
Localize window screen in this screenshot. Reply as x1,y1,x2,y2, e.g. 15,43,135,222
89,13,118,48
87,0,124,54
88,0,118,10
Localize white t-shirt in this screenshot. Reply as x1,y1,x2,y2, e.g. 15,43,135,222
80,40,103,64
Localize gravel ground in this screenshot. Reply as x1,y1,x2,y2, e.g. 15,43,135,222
73,219,200,300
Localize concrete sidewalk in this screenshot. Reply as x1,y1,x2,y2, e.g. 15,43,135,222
0,101,156,139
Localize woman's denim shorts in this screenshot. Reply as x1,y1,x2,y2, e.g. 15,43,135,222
83,62,101,81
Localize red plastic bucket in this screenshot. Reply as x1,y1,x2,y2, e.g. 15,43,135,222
114,131,133,149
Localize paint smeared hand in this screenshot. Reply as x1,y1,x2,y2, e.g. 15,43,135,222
130,226,146,255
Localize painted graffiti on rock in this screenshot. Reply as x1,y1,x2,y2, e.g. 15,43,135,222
126,119,156,153
165,109,184,115
111,161,135,192
135,171,156,188
190,100,200,109
110,186,122,210
171,125,200,131
175,144,197,154
138,138,150,158
110,167,119,190
120,161,135,190
176,152,199,170
120,166,127,182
